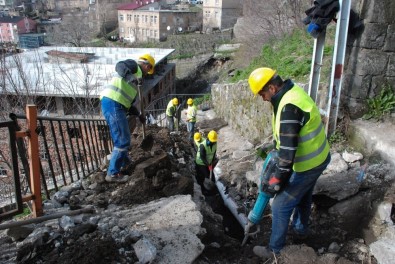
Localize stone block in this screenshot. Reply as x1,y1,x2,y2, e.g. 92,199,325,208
362,0,395,24
387,53,395,76
384,24,395,51
135,153,169,179
359,23,386,49
355,49,388,76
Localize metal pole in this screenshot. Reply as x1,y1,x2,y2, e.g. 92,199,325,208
326,0,351,136
26,105,43,217
308,28,327,103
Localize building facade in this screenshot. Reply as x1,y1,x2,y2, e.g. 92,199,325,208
0,16,37,43
118,3,200,42
202,0,242,32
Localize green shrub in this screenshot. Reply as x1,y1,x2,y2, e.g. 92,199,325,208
363,84,395,121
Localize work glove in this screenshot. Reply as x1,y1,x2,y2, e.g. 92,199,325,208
267,164,292,192
208,165,213,171
256,142,275,160
138,114,146,124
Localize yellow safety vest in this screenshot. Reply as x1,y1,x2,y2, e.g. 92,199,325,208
187,105,198,122
166,100,177,117
100,76,138,109
196,140,217,165
272,84,329,172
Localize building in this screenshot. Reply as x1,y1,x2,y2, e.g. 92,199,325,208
118,2,200,42
0,47,176,117
202,0,242,32
0,16,37,43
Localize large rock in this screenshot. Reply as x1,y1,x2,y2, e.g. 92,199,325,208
118,195,204,263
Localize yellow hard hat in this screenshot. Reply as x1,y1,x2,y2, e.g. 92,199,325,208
194,132,201,141
172,98,179,105
138,54,155,75
187,98,193,105
207,130,217,143
248,67,276,95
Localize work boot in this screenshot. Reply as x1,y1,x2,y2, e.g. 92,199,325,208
289,227,309,240
253,246,276,260
105,173,129,183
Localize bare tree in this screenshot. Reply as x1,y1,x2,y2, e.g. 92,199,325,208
52,11,96,47
233,0,311,66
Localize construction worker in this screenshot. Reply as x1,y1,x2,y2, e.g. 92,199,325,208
186,98,198,141
193,132,204,152
166,97,179,132
195,130,218,195
246,67,331,259
100,54,155,183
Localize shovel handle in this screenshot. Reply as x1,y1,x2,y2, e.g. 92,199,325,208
137,83,146,138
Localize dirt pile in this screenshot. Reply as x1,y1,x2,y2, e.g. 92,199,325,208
1,118,395,264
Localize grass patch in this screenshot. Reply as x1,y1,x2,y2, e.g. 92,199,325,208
230,26,335,84
13,206,31,219
363,83,395,121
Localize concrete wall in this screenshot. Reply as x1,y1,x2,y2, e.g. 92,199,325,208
343,0,395,118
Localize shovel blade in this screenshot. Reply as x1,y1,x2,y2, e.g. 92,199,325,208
203,178,216,191
140,134,154,151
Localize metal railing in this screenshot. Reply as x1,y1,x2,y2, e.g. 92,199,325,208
145,93,212,127
0,106,112,219
0,120,23,220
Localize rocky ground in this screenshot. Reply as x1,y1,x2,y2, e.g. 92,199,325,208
0,110,395,264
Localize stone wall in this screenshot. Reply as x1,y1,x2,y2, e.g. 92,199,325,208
343,0,395,118
211,81,272,144
213,0,395,140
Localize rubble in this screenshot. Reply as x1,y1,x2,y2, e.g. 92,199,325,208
0,111,394,263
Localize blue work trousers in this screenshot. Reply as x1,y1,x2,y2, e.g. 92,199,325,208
187,121,196,141
269,153,331,253
101,97,131,176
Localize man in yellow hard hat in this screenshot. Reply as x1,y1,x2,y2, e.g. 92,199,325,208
186,98,198,141
195,130,218,195
166,97,179,132
100,54,155,183
246,67,331,259
193,131,204,152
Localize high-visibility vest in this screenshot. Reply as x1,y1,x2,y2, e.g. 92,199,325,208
100,76,138,109
194,138,205,149
187,105,197,122
272,84,329,172
196,140,217,165
166,100,177,117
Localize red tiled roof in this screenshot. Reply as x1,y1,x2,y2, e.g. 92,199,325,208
117,3,143,10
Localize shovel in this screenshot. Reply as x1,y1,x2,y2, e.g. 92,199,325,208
137,82,154,151
203,166,216,191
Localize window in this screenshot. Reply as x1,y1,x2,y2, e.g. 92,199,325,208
162,17,166,23
154,16,157,24
154,30,157,38
120,27,124,33
127,14,131,21
150,16,153,24
119,14,124,21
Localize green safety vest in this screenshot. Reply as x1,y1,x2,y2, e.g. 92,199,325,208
196,140,217,165
166,100,177,117
100,76,138,109
187,105,198,122
272,84,329,172
194,138,205,149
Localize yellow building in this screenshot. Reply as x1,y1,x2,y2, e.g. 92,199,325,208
118,2,200,42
